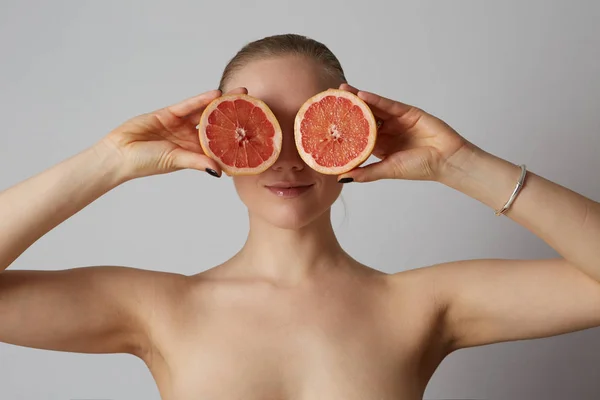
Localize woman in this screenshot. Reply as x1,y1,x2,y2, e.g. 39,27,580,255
1,34,599,400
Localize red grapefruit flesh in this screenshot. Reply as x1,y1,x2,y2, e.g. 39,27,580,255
198,94,282,175
294,89,377,175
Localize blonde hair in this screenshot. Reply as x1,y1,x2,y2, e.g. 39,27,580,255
218,34,347,91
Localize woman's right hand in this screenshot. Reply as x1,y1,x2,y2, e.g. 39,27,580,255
98,87,247,180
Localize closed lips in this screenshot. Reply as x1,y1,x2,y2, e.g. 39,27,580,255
266,183,314,188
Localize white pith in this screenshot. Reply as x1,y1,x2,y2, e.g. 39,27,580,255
329,123,341,140
235,127,246,141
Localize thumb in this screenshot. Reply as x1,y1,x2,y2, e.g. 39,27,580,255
225,86,248,95
169,148,222,177
338,148,435,183
338,158,396,183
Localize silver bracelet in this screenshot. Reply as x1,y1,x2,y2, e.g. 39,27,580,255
495,164,527,216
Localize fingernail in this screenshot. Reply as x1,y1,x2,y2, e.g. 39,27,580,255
205,168,220,178
338,177,354,184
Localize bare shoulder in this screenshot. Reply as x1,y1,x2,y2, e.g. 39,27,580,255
104,266,205,363
385,263,448,308
385,264,455,338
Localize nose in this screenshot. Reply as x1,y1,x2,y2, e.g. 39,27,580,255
270,131,305,172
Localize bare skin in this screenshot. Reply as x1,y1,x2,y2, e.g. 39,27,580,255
1,56,600,400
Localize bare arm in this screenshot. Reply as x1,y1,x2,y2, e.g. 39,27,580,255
0,89,230,356
432,147,600,350
0,265,160,355
340,86,600,352
0,143,123,271
0,143,151,354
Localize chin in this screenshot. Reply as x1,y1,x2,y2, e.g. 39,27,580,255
234,174,342,230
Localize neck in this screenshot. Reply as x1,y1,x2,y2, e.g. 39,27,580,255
228,209,350,283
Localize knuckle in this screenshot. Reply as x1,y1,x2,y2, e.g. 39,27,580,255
388,156,407,178
420,157,435,179
159,148,178,170
403,108,424,130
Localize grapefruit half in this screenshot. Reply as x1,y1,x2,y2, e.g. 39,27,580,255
198,94,282,175
294,89,377,175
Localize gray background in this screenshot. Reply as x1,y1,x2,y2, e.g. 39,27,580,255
1,1,599,399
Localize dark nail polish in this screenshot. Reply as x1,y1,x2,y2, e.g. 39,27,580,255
205,168,220,178
338,177,354,184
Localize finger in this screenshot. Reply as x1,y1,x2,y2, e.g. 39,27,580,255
338,147,436,183
337,159,394,183
169,148,222,176
225,86,248,95
166,90,221,118
357,90,414,119
339,83,359,94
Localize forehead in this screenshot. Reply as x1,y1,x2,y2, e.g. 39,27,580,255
225,56,337,119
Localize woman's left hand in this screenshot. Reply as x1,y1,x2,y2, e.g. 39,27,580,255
337,83,473,183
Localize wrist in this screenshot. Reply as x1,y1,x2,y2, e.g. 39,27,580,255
438,144,523,212
89,139,132,186
437,142,481,186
